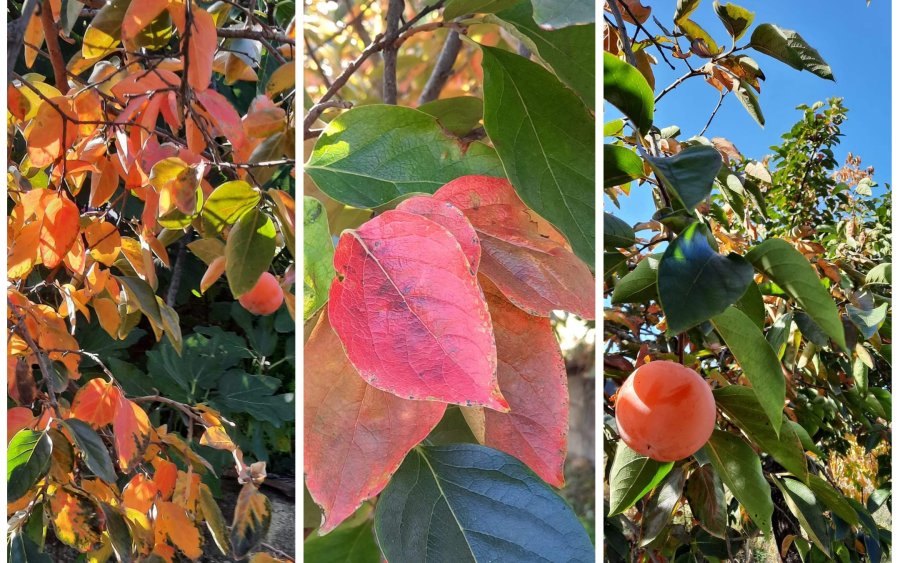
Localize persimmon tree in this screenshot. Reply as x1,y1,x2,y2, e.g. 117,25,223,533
303,0,595,559
604,1,891,561
7,0,296,560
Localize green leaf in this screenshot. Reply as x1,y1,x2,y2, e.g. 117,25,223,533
305,105,503,209
115,276,163,332
639,466,687,546
62,419,116,483
8,430,52,502
202,181,261,234
852,356,869,394
604,250,628,281
481,45,595,266
417,96,484,136
750,23,834,80
711,309,785,435
713,1,754,40
658,223,753,334
677,19,721,55
603,52,654,134
443,0,519,20
304,521,381,562
732,78,765,127
745,238,847,351
426,406,480,446
9,532,53,563
865,263,891,285
684,465,727,538
604,118,625,137
531,0,593,29
794,311,830,347
492,1,594,107
604,213,635,249
675,0,701,24
786,420,824,458
303,197,335,321
703,430,773,537
805,474,859,527
199,483,231,556
604,144,644,188
225,208,277,297
608,441,674,516
99,503,133,562
612,253,661,304
211,370,293,427
646,146,722,210
767,312,793,359
846,303,888,339
713,386,806,481
374,444,593,562
735,282,765,328
773,478,831,556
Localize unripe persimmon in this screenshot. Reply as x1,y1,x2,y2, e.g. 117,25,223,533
615,360,715,462
238,272,284,315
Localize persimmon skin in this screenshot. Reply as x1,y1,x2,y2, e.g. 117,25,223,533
615,360,716,462
238,272,284,315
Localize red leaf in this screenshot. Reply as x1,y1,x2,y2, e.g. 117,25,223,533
395,195,481,270
70,378,121,428
434,176,595,319
113,396,151,471
170,3,217,92
328,210,507,411
473,279,569,487
304,313,446,533
196,89,247,150
8,407,36,442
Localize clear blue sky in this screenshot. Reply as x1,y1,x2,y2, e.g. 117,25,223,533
605,0,892,226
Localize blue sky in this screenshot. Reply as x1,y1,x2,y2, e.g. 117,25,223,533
605,0,892,226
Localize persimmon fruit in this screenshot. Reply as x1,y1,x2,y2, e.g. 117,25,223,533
615,360,716,462
238,272,283,315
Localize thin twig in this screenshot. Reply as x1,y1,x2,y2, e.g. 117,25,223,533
382,0,404,104
418,30,462,104
698,90,726,137
304,35,334,90
616,0,676,70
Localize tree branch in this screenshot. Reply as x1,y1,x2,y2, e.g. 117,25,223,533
40,0,68,92
216,27,294,45
382,0,404,104
418,30,461,104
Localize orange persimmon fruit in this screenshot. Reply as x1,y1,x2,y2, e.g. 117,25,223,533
237,272,283,315
615,360,716,462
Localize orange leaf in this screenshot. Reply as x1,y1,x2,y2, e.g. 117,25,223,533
39,194,80,269
304,312,446,533
27,98,73,167
242,95,285,139
8,222,41,279
90,157,120,208
50,489,103,552
85,220,122,266
8,407,36,442
152,458,178,501
170,3,217,92
155,501,203,559
63,233,87,275
123,473,158,513
114,396,151,471
70,378,121,428
23,12,45,68
122,0,171,40
199,424,235,451
172,470,201,512
200,255,226,293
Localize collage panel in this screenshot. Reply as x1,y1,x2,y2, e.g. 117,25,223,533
6,0,297,560
603,1,892,562
303,0,597,560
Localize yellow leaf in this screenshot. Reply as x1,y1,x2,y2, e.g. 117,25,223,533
155,501,203,559
265,61,295,98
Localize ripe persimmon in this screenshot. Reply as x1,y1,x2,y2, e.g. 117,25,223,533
615,360,716,462
238,272,283,315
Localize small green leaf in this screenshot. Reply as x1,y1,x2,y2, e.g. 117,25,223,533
745,238,847,351
713,1,754,40
750,23,834,80
9,532,53,563
612,253,661,304
675,0,701,24
304,521,381,562
604,52,654,134
806,474,859,526
703,430,773,537
734,282,765,329
443,0,519,20
8,430,53,502
202,181,261,234
199,484,231,556
846,303,888,339
303,197,336,320
713,386,806,481
225,208,277,297
732,79,765,127
115,276,163,330
417,96,484,136
608,441,674,516
604,144,644,188
530,0,593,29
865,263,891,285
99,503,133,562
773,478,831,556
639,466,687,546
604,213,635,249
658,223,753,333
63,419,117,483
711,309,785,435
646,146,723,210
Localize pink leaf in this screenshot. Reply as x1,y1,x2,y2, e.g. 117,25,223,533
434,176,595,319
395,195,481,271
304,313,446,533
329,210,508,411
